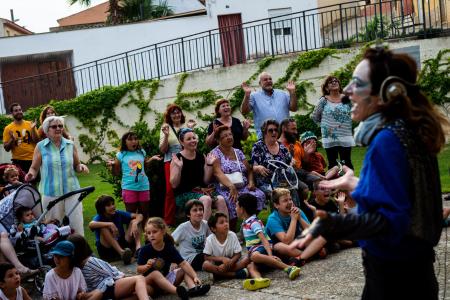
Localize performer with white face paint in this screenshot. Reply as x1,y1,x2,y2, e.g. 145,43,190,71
295,47,449,300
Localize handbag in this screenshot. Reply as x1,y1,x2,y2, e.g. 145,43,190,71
222,149,245,189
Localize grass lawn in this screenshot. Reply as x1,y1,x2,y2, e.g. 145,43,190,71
77,145,450,253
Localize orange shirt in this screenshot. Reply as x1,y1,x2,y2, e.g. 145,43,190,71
281,140,304,170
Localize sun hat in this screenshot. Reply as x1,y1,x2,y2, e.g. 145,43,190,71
50,240,75,257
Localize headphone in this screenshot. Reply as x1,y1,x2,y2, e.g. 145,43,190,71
379,76,416,103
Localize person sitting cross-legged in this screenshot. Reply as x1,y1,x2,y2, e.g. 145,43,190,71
89,195,143,265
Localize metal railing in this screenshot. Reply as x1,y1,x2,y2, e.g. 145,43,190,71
1,0,449,111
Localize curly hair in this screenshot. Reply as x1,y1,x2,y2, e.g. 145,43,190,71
164,104,186,126
321,76,343,96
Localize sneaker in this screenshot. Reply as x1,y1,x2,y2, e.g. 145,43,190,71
235,268,249,279
289,257,306,267
285,266,301,280
242,278,271,291
176,286,189,300
121,248,133,265
188,284,210,297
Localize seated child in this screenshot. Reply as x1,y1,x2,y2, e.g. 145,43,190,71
172,200,211,271
137,217,210,299
89,195,143,264
68,234,151,300
15,206,71,244
0,262,31,300
202,212,251,279
2,166,22,196
43,240,95,300
236,194,301,291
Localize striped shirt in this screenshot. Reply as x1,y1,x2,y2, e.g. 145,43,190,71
311,97,355,148
242,215,271,251
38,137,80,197
81,256,124,292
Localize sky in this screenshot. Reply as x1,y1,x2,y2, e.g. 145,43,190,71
0,0,106,33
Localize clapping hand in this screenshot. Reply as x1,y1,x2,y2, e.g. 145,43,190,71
242,119,251,130
286,80,296,94
171,154,183,168
31,119,37,129
161,124,170,137
186,119,197,129
145,155,162,163
205,153,217,166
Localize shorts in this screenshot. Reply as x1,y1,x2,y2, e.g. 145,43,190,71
248,245,269,256
102,284,116,300
122,190,150,204
97,237,134,262
191,253,205,271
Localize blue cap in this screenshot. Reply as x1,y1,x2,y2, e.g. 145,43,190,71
50,240,74,257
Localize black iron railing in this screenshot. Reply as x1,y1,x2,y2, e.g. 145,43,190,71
1,0,449,110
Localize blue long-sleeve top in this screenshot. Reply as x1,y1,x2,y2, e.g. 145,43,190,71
352,129,432,260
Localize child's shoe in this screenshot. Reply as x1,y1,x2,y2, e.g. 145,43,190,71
235,268,249,279
121,248,133,265
289,256,306,267
176,286,189,300
243,278,271,291
285,266,301,280
188,284,210,297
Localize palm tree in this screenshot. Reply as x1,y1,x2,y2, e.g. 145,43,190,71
69,0,173,25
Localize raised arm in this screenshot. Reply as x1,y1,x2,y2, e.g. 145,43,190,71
286,81,298,112
240,82,252,115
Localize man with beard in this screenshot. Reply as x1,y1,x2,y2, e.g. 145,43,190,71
3,103,39,173
241,72,298,138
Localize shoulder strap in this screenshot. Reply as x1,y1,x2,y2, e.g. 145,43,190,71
169,125,178,138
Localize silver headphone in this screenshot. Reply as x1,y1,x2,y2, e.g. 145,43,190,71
379,76,415,102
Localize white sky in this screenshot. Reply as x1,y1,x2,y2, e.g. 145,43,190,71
0,0,106,33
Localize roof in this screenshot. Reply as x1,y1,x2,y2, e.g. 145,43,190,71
0,18,33,35
57,2,109,27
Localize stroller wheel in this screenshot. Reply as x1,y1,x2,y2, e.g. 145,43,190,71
34,265,52,294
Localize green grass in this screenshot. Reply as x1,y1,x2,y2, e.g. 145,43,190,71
77,146,450,249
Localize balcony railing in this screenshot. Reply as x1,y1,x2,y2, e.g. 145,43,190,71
1,0,449,111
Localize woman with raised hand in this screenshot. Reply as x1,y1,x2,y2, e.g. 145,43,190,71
159,104,195,226
311,76,354,169
299,47,449,299
25,116,89,235
211,125,265,231
205,99,250,149
170,128,228,221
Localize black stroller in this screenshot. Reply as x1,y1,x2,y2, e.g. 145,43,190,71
0,184,95,293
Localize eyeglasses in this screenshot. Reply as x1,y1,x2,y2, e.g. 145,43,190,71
49,125,64,129
329,79,339,84
170,110,181,115
267,128,278,133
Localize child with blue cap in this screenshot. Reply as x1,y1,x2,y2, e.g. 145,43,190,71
43,240,95,300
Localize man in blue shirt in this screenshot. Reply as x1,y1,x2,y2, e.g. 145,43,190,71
266,188,310,263
241,72,298,138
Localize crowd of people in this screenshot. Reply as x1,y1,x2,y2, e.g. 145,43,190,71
0,47,448,300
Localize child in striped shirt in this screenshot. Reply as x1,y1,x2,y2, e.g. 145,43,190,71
236,194,301,291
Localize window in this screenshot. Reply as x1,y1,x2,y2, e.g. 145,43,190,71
268,8,292,36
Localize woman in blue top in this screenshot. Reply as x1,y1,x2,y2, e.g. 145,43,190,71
109,132,161,222
298,47,449,299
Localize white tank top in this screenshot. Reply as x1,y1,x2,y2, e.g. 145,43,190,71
0,287,24,300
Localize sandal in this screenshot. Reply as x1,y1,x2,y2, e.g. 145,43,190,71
19,268,38,279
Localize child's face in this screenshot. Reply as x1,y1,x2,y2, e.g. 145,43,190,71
188,205,204,224
212,216,229,234
274,194,294,215
53,255,70,268
315,190,330,206
7,173,19,184
0,268,20,290
145,224,164,245
21,210,35,224
125,135,139,151
104,202,116,216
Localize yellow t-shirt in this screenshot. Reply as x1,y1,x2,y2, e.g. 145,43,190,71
2,121,36,160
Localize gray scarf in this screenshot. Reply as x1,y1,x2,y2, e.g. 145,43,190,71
353,113,384,146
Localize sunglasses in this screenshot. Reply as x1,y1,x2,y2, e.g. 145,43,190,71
49,125,64,129
329,79,339,84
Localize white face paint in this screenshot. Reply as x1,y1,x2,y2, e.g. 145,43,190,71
344,59,381,122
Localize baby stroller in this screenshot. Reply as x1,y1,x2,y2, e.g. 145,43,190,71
0,184,95,293
267,159,300,208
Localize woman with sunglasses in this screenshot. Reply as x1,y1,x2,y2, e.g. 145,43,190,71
25,116,89,235
251,120,292,195
170,128,228,221
159,104,195,226
311,76,355,170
